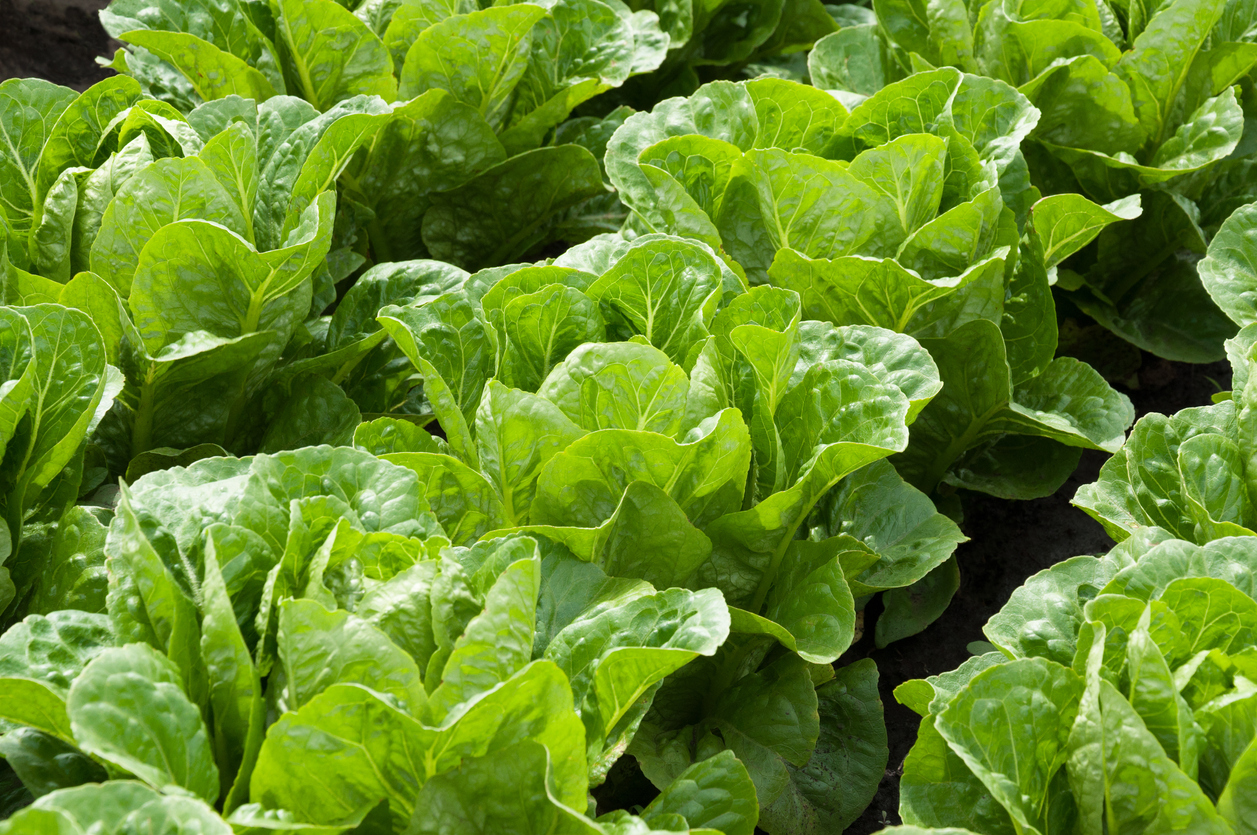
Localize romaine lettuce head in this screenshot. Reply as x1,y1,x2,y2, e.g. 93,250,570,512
362,235,964,829
895,532,1257,834
810,0,1257,361
605,76,1133,502
90,0,674,269
0,444,761,833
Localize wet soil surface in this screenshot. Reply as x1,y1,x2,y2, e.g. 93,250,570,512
4,7,1239,833
1,0,113,90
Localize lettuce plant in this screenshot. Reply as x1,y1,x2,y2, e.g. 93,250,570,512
99,0,666,131
893,531,1257,833
365,231,959,829
95,0,671,269
1075,200,1257,543
0,77,414,477
0,217,956,830
811,0,1257,362
603,71,1134,503
0,444,760,833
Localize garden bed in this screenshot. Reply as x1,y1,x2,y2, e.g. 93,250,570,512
2,1,1253,832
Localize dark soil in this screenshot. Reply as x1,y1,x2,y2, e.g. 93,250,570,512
0,0,114,90
842,451,1112,833
4,7,1239,834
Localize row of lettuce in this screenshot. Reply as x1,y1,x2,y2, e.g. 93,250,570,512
806,0,1257,828
866,6,1257,822
0,0,1254,830
0,240,935,829
85,0,1257,365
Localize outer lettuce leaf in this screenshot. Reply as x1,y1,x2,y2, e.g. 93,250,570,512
1202,201,1257,329
67,643,219,802
422,145,607,271
894,318,1132,499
